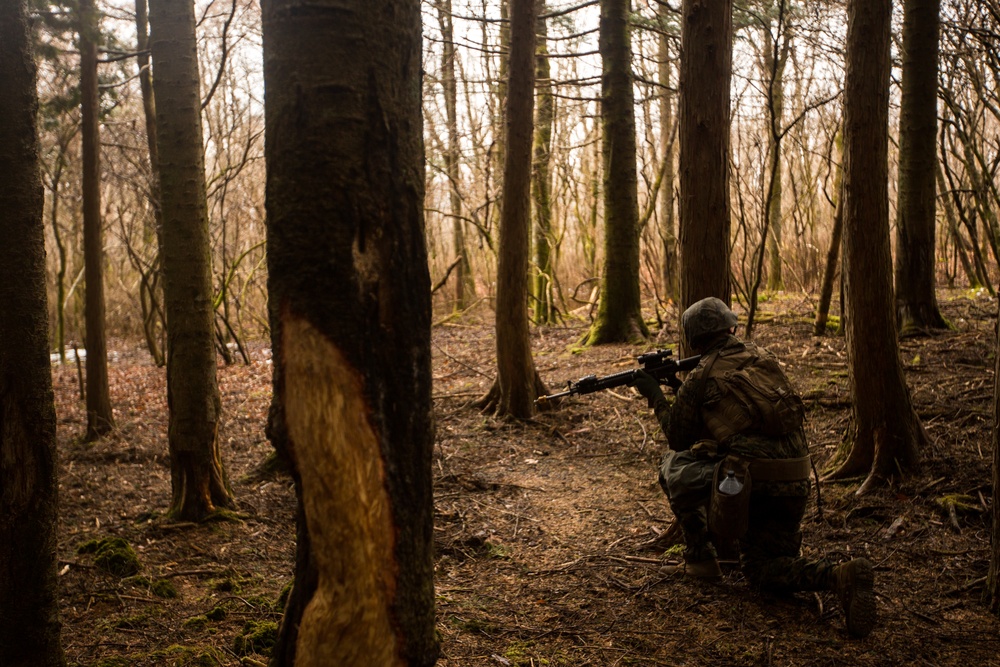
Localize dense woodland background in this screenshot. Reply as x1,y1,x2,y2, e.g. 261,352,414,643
4,0,1000,664
28,0,1000,350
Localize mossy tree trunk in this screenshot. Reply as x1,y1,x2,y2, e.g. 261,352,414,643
829,0,927,494
148,0,235,521
0,3,66,663
80,0,115,440
532,11,557,325
894,0,947,335
585,0,648,344
262,0,439,663
678,0,732,347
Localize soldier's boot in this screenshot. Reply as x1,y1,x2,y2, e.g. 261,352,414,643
832,558,876,638
660,558,723,581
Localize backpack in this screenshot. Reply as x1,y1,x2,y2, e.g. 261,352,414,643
699,342,805,443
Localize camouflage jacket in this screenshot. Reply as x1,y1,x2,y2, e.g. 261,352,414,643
652,334,810,497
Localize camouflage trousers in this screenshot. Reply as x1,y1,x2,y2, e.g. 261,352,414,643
659,449,835,592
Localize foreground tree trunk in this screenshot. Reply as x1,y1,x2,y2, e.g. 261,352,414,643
262,0,438,663
893,0,947,335
584,0,648,344
991,297,1000,612
148,0,235,520
80,0,115,440
0,3,66,663
476,0,547,417
678,0,732,343
829,0,927,493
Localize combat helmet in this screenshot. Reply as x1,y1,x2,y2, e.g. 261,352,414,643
681,297,738,346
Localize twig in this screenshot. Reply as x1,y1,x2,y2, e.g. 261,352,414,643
942,576,986,597
432,341,495,381
160,569,218,579
634,415,649,450
917,476,946,494
430,256,463,294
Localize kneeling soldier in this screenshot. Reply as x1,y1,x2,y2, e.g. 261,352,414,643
632,297,876,639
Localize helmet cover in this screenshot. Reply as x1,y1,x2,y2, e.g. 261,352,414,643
682,297,739,343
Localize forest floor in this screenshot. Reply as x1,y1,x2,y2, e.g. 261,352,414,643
56,289,1000,667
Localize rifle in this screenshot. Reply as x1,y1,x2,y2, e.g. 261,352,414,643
535,349,702,405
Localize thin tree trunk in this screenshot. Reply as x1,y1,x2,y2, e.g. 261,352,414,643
532,11,556,325
935,161,980,289
0,2,66,661
80,0,115,440
764,16,788,292
814,182,844,336
148,0,235,521
135,0,166,366
940,136,993,292
436,0,472,311
262,0,439,663
658,10,678,304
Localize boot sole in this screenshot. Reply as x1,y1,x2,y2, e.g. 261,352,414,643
845,558,876,638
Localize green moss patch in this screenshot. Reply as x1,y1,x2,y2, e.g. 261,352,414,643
78,537,141,577
205,605,227,621
277,581,293,612
232,620,278,657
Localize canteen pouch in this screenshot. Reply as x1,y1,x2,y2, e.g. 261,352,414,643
709,454,752,541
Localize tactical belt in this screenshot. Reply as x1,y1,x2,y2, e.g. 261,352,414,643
748,455,811,482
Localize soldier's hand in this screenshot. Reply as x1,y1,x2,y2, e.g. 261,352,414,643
631,370,666,408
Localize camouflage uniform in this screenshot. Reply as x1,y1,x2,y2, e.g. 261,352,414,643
653,334,835,592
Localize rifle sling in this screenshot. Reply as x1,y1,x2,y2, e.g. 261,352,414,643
748,455,812,482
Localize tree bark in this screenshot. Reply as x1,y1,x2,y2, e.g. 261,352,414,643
935,161,980,289
262,0,439,663
532,12,557,325
894,0,947,335
763,12,788,292
585,0,648,344
678,0,732,346
477,0,547,417
0,2,66,663
135,0,166,366
148,0,235,521
436,0,473,311
658,8,678,304
829,0,926,493
814,177,844,336
991,295,1000,613
80,0,115,440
